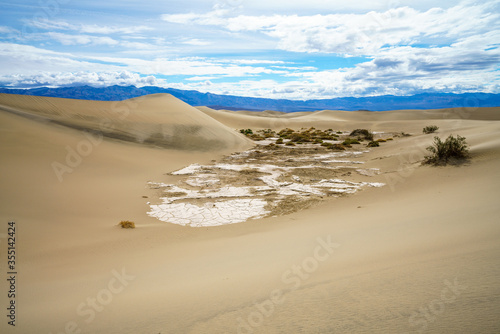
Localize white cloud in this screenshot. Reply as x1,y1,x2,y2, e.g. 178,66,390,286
45,32,119,46
86,56,287,77
79,25,153,35
0,43,120,75
214,0,465,14
25,19,74,31
182,39,211,46
1,1,498,99
0,26,17,34
0,71,161,88
186,76,219,81
161,6,231,25
25,19,153,35
162,1,500,56
1,40,498,98
119,40,165,50
226,59,286,65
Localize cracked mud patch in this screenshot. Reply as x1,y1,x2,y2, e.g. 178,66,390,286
147,132,390,227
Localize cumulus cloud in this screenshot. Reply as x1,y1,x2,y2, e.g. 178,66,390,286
162,1,500,56
0,42,286,80
1,1,498,99
86,55,287,77
0,71,161,88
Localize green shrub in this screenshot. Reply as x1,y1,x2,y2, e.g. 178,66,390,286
278,128,294,138
119,220,135,229
423,125,439,134
258,129,276,138
285,142,296,146
424,135,469,165
329,144,346,151
276,138,284,144
349,129,374,141
240,129,253,135
290,132,311,143
248,134,264,141
367,141,379,147
342,138,360,145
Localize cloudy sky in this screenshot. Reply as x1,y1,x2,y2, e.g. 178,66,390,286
0,0,499,99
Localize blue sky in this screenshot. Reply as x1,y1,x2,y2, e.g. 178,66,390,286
0,0,499,99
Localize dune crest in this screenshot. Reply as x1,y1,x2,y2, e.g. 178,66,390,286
0,93,252,151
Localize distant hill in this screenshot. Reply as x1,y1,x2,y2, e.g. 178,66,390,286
0,85,499,112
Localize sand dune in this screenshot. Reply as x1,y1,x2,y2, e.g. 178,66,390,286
0,94,499,334
199,104,500,133
0,93,252,151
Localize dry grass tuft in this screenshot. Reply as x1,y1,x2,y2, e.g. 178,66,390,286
119,220,136,229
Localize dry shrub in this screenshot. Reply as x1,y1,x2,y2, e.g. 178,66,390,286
424,135,469,165
349,129,374,141
342,138,360,145
423,125,439,134
119,220,135,229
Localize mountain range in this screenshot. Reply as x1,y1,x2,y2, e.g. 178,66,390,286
0,85,499,112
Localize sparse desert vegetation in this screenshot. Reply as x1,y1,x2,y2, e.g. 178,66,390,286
241,127,385,148
342,138,361,146
239,127,394,152
118,220,136,229
423,125,439,134
349,129,374,141
424,134,470,165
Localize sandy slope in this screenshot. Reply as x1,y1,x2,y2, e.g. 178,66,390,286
0,93,252,151
0,94,499,334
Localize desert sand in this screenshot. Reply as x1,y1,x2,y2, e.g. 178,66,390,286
0,93,499,333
